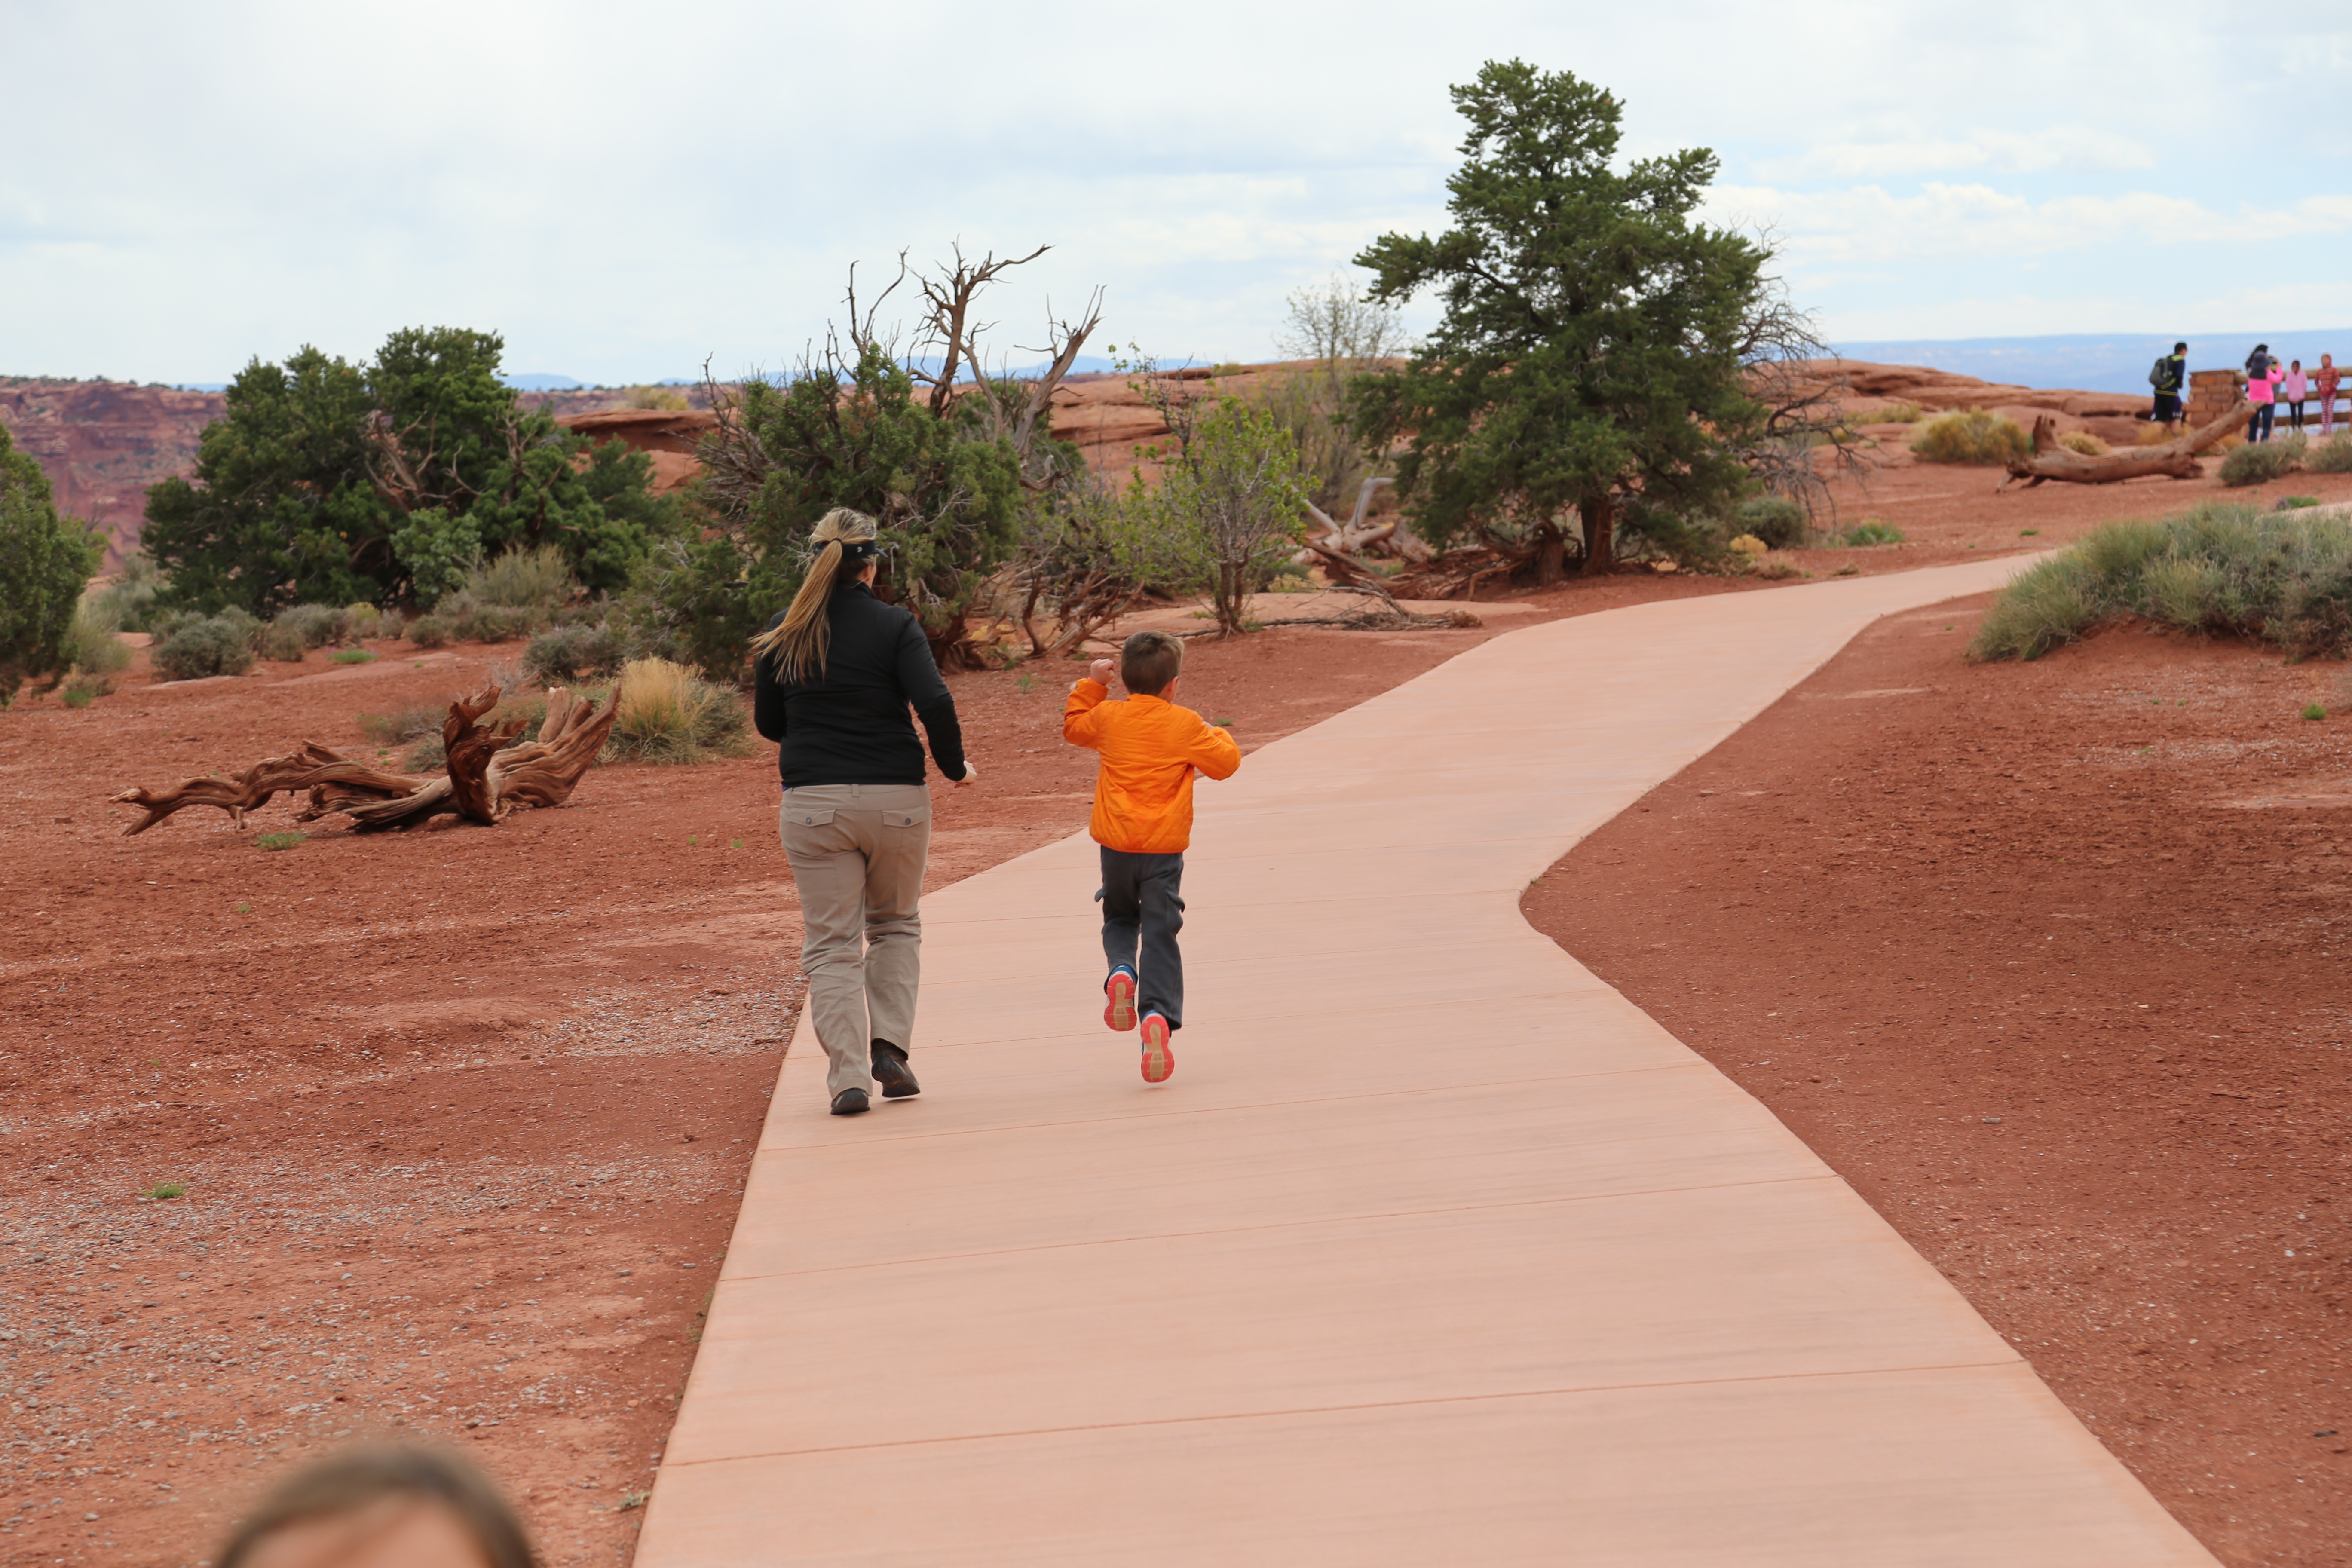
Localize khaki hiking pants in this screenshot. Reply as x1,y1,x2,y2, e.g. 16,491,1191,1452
778,784,932,1099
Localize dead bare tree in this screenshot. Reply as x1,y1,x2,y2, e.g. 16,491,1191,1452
2000,405,2243,488
1729,262,1869,522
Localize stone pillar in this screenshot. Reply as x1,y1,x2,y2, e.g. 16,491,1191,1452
2186,369,2241,429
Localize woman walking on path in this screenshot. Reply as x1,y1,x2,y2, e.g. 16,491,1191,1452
753,508,977,1117
2319,354,2341,436
2283,360,2310,433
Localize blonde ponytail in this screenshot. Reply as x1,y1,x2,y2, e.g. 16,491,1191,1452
749,508,880,682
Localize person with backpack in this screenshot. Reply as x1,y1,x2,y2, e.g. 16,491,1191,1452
2149,342,2187,432
2245,345,2280,443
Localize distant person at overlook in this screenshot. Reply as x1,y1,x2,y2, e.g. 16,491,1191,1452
2149,340,2187,432
753,507,977,1117
2319,353,2342,436
2245,344,2280,443
2282,359,2310,433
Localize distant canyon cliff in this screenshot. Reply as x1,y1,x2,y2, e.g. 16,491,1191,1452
0,363,2153,572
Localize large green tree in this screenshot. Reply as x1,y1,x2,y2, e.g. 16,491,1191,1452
660,341,1027,678
0,421,105,705
144,327,675,613
1351,60,1767,580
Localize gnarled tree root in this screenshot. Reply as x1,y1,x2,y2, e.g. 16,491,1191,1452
113,685,621,837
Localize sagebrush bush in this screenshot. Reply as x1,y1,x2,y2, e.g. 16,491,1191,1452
2057,430,2110,456
152,614,257,680
602,657,750,764
64,598,132,676
1911,408,2030,465
276,603,345,647
257,622,308,662
522,623,627,684
82,553,166,633
1869,401,1924,424
1840,520,1905,546
1733,495,1809,549
358,706,444,746
1620,506,1733,570
407,615,450,648
464,544,576,611
2306,433,2352,474
1971,502,2352,661
2220,433,2305,487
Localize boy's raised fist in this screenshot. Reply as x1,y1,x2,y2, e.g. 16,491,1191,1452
1087,658,1116,687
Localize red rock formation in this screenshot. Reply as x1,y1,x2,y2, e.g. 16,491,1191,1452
554,408,714,495
0,378,224,567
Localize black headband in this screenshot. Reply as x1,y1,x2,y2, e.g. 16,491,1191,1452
833,538,879,562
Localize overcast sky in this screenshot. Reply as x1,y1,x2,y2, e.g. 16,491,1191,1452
6,2,2347,385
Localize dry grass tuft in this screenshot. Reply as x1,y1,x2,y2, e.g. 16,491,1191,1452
604,658,750,765
2058,430,2110,456
1911,409,2030,466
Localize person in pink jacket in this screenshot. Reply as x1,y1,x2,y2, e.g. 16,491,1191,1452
2282,360,2310,433
2245,344,2280,442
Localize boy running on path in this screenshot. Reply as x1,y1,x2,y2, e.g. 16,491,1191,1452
1064,630,1242,1083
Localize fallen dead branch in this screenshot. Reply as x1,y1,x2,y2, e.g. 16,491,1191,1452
2001,404,2243,488
1259,582,1481,632
1385,543,1538,601
111,685,620,837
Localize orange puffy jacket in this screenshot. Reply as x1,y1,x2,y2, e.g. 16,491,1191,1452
1063,680,1242,853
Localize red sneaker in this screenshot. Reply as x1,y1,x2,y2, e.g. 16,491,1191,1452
1104,966,1137,1032
1139,1013,1174,1084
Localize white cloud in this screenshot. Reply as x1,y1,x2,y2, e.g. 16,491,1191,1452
1758,125,2156,181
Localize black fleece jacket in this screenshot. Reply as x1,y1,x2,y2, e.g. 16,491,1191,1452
752,583,967,787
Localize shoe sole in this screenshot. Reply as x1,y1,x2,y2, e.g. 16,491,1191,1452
1104,969,1137,1032
1139,1015,1173,1084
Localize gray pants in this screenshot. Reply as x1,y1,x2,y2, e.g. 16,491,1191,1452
1100,847,1185,1031
779,784,932,1099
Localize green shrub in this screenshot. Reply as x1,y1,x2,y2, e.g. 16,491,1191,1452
83,552,166,633
152,615,257,680
1733,495,1809,550
1839,520,1905,546
257,621,308,662
2308,433,2352,474
407,615,451,648
1911,408,2030,465
2220,435,2305,488
1971,502,2352,661
332,647,374,665
276,603,347,647
2303,702,2328,720
2277,495,2322,511
255,831,305,851
1621,505,1733,570
462,542,578,612
601,657,751,764
64,597,134,676
522,623,627,684
61,685,94,709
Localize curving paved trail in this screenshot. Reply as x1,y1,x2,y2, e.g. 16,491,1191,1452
637,558,2216,1566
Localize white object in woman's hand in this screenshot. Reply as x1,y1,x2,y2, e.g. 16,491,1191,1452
954,759,978,788
1087,658,1116,687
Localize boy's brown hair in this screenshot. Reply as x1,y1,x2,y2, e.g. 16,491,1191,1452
1120,630,1183,697
215,1444,537,1568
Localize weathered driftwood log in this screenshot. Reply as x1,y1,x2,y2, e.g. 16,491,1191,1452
343,684,619,833
114,684,620,836
113,743,416,836
2000,404,2244,488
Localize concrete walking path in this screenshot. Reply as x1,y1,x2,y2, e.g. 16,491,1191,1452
637,558,2216,1566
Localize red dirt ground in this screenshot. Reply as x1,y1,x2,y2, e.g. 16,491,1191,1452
3,451,2328,1565
2,570,1740,1568
1526,599,2352,1568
